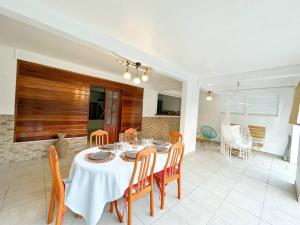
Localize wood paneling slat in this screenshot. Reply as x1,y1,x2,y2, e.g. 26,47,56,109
15,60,144,142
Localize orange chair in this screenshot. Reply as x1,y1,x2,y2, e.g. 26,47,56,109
89,130,109,147
124,128,138,145
116,147,157,225
154,142,185,209
47,145,69,225
169,131,182,144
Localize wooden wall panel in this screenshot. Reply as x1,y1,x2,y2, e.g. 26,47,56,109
121,87,144,132
15,60,144,142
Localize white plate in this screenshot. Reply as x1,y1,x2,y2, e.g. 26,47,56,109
102,144,114,149
89,152,112,160
125,151,139,159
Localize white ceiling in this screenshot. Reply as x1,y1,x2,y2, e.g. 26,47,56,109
201,75,300,93
0,0,300,93
28,0,300,77
0,14,182,92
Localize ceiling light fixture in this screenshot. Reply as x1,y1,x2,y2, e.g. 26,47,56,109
206,91,213,101
123,61,131,79
118,57,151,84
133,62,141,84
142,71,149,82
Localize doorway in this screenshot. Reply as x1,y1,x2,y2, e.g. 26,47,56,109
88,87,105,133
88,86,122,143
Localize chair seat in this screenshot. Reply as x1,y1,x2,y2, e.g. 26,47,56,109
154,167,179,180
123,177,150,198
197,136,208,142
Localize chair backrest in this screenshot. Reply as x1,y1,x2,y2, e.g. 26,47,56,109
200,126,217,140
128,147,157,196
248,125,266,140
169,131,182,144
48,145,64,203
89,130,109,147
124,128,137,144
163,142,185,179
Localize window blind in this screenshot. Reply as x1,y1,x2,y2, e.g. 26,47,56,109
223,94,279,116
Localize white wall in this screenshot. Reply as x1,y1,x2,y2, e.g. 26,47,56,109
142,88,158,117
0,45,159,116
295,139,300,201
198,87,294,156
0,45,17,114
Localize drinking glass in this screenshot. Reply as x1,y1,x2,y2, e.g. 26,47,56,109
114,142,120,153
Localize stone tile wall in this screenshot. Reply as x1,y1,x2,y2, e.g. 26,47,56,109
141,116,180,142
0,115,88,164
0,115,180,163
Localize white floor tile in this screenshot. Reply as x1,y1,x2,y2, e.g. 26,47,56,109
2,183,45,210
188,187,223,212
151,210,188,225
262,185,300,224
262,204,300,225
0,145,297,225
216,202,260,225
244,166,270,184
268,172,295,193
259,220,272,225
200,173,237,199
226,190,264,217
171,197,213,225
0,199,46,225
208,216,231,225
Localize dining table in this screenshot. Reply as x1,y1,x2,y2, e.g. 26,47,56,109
65,142,171,225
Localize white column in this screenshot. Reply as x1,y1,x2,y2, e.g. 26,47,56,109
180,78,200,154
295,136,300,201
291,125,300,164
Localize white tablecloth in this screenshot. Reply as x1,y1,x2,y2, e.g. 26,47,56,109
65,147,168,225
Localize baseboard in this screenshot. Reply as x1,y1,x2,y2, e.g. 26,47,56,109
295,181,300,202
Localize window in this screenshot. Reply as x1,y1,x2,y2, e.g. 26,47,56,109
224,94,279,116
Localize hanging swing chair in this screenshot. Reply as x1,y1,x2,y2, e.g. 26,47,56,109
220,82,252,161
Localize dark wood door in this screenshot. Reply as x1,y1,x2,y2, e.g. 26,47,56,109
104,89,121,143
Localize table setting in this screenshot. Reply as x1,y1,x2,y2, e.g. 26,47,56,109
65,138,172,225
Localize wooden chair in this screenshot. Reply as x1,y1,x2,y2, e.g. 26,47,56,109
248,125,266,151
89,129,109,147
124,128,137,145
169,131,182,144
154,142,184,209
47,145,69,225
118,147,157,225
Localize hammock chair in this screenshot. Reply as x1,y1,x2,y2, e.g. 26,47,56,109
220,83,252,161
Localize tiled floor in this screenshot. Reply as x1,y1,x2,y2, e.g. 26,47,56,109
0,143,298,225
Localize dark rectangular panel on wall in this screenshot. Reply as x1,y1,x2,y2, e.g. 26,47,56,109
15,60,144,142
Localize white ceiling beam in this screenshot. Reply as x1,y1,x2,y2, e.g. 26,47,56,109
0,0,196,82
199,64,300,85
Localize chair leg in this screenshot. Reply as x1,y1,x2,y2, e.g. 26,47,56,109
75,214,82,219
127,197,132,225
55,202,64,225
109,202,114,213
114,200,123,223
160,181,165,210
201,142,206,151
154,176,162,193
177,176,181,199
47,190,55,224
150,187,154,217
